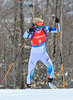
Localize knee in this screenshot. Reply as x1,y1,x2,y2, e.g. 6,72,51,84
45,56,53,66
28,61,35,73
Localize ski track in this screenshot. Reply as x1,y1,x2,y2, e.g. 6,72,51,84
0,89,73,100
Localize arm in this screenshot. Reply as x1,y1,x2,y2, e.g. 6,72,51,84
23,30,30,38
50,23,60,33
44,23,60,33
44,17,60,33
23,26,35,38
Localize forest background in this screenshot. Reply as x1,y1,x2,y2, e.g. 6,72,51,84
0,0,73,89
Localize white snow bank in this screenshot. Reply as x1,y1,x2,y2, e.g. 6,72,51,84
0,89,73,100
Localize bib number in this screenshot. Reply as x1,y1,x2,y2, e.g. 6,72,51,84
39,39,41,43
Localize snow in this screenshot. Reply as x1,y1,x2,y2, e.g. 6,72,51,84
0,89,73,100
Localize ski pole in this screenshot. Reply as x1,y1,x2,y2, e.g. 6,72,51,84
57,30,65,88
1,34,29,83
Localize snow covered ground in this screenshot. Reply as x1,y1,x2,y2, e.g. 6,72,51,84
0,89,73,100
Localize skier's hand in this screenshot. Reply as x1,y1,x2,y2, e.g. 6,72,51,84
29,27,35,32
55,17,59,23
29,23,35,32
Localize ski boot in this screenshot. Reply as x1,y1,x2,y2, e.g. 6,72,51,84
48,78,57,89
27,84,31,89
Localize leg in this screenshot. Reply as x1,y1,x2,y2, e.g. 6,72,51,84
40,52,57,89
40,52,54,78
27,53,38,85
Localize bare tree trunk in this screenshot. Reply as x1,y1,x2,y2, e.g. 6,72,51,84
60,0,64,52
20,0,24,36
20,0,24,89
51,0,56,60
13,0,18,89
31,0,34,19
4,44,7,88
51,0,59,66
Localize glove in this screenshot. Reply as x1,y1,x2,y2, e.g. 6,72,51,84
55,17,59,23
29,4,33,7
29,27,35,32
29,23,35,32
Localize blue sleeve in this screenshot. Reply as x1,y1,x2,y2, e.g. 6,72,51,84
23,30,31,38
44,23,60,33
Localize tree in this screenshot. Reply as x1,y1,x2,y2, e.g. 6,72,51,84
20,0,25,89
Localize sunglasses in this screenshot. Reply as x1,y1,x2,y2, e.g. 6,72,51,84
36,24,44,29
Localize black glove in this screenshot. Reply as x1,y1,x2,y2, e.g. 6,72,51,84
29,4,33,7
29,23,35,32
29,27,35,32
55,17,59,23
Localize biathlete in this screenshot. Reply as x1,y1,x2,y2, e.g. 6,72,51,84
23,17,60,89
